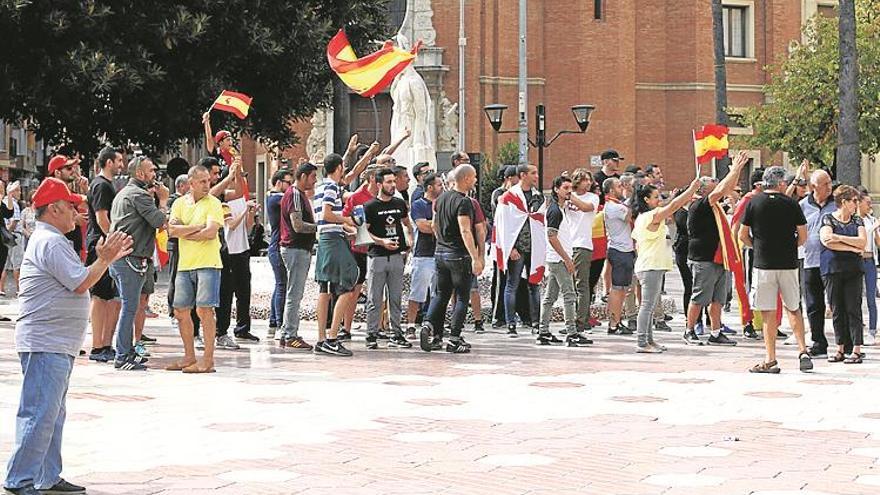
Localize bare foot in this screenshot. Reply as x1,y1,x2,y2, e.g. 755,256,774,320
182,360,216,374
165,359,197,371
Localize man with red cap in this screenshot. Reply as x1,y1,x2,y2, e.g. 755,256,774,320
4,177,132,495
46,154,88,259
202,112,236,169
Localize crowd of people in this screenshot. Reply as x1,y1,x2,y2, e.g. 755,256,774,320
5,117,880,493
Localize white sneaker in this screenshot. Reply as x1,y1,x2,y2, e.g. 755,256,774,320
216,334,241,350
195,335,205,350
783,334,799,345
865,333,876,346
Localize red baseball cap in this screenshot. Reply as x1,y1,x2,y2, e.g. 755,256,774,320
214,130,232,144
47,154,77,175
32,178,85,209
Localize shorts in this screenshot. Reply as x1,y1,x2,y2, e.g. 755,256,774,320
85,246,117,300
750,268,800,312
689,261,728,306
354,251,368,285
409,257,436,303
5,234,23,270
173,268,221,308
141,262,156,295
607,248,635,289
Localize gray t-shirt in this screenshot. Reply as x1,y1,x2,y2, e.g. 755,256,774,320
604,200,634,252
15,222,89,357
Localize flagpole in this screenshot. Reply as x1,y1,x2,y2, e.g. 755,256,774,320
693,130,700,176
369,96,380,143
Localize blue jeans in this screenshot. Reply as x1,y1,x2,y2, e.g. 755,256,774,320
865,258,877,333
110,258,148,359
5,352,74,490
267,247,286,327
504,253,540,326
425,253,473,338
280,247,312,339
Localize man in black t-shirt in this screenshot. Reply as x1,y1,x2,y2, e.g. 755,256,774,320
740,166,812,373
419,164,484,353
594,149,623,205
363,168,413,349
86,146,125,363
684,151,748,346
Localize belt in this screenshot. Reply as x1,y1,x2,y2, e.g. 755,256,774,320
862,253,874,259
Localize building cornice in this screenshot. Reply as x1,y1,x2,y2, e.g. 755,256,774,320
635,82,765,93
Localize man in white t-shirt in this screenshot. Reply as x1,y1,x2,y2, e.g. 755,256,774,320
566,169,598,333
217,195,259,343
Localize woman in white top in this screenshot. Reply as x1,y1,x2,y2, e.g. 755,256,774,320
858,193,880,345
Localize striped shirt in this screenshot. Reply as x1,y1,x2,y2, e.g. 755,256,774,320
313,179,344,234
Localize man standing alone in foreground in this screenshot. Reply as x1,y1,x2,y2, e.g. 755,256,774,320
5,178,132,495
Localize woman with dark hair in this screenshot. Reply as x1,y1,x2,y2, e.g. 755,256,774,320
631,178,700,352
819,184,866,363
588,174,606,328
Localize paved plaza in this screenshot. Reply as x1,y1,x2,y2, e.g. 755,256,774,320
2,273,880,495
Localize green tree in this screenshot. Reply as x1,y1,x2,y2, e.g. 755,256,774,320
479,141,519,221
0,0,390,157
737,3,880,173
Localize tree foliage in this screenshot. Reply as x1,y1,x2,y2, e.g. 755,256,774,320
737,3,880,170
0,0,390,156
479,141,520,221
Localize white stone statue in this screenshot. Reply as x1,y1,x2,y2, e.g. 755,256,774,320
437,92,458,152
306,109,327,162
390,32,436,170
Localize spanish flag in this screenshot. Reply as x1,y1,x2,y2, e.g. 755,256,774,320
327,29,421,98
693,124,729,164
212,90,252,120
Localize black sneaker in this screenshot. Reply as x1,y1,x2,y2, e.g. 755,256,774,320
654,320,672,332
89,347,109,363
743,323,760,340
799,352,814,372
664,314,673,322
807,346,828,359
473,320,485,334
776,329,788,339
114,352,147,371
313,341,327,354
375,330,390,340
707,332,737,346
139,334,158,345
682,330,704,346
38,478,86,494
507,325,518,338
430,337,444,351
389,333,413,348
536,332,562,345
566,333,593,347
614,323,633,335
458,336,472,349
338,329,352,341
419,324,434,352
321,340,353,357
365,335,378,350
446,339,471,353
3,484,39,495
627,319,637,332
234,332,260,342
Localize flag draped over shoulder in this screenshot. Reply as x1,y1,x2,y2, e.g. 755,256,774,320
211,90,252,119
693,124,729,164
327,29,421,98
712,203,751,324
493,184,547,284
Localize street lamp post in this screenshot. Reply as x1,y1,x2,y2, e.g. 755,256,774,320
483,103,595,192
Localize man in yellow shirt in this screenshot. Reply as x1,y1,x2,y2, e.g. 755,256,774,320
167,165,225,373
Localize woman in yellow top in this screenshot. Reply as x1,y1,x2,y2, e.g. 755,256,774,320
631,178,701,353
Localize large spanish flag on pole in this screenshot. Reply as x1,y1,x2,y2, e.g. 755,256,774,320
211,90,253,120
327,29,421,98
693,124,730,164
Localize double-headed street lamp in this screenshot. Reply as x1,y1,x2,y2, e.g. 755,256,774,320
483,103,595,191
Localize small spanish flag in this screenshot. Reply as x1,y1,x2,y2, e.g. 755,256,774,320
212,90,253,120
693,124,730,164
327,29,421,98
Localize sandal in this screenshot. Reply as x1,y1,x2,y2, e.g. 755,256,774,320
182,363,216,374
799,352,814,372
165,360,197,371
828,352,845,363
749,361,780,374
844,353,863,364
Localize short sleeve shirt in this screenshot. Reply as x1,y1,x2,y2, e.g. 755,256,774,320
741,192,806,269
410,198,435,257
313,179,344,235
687,197,720,262
265,191,284,250
820,213,864,276
15,222,89,357
87,175,116,247
363,196,409,257
632,210,673,272
434,190,474,257
170,193,225,271
603,200,634,252
279,187,316,251
545,200,572,263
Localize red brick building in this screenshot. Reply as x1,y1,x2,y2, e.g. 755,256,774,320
242,0,838,198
